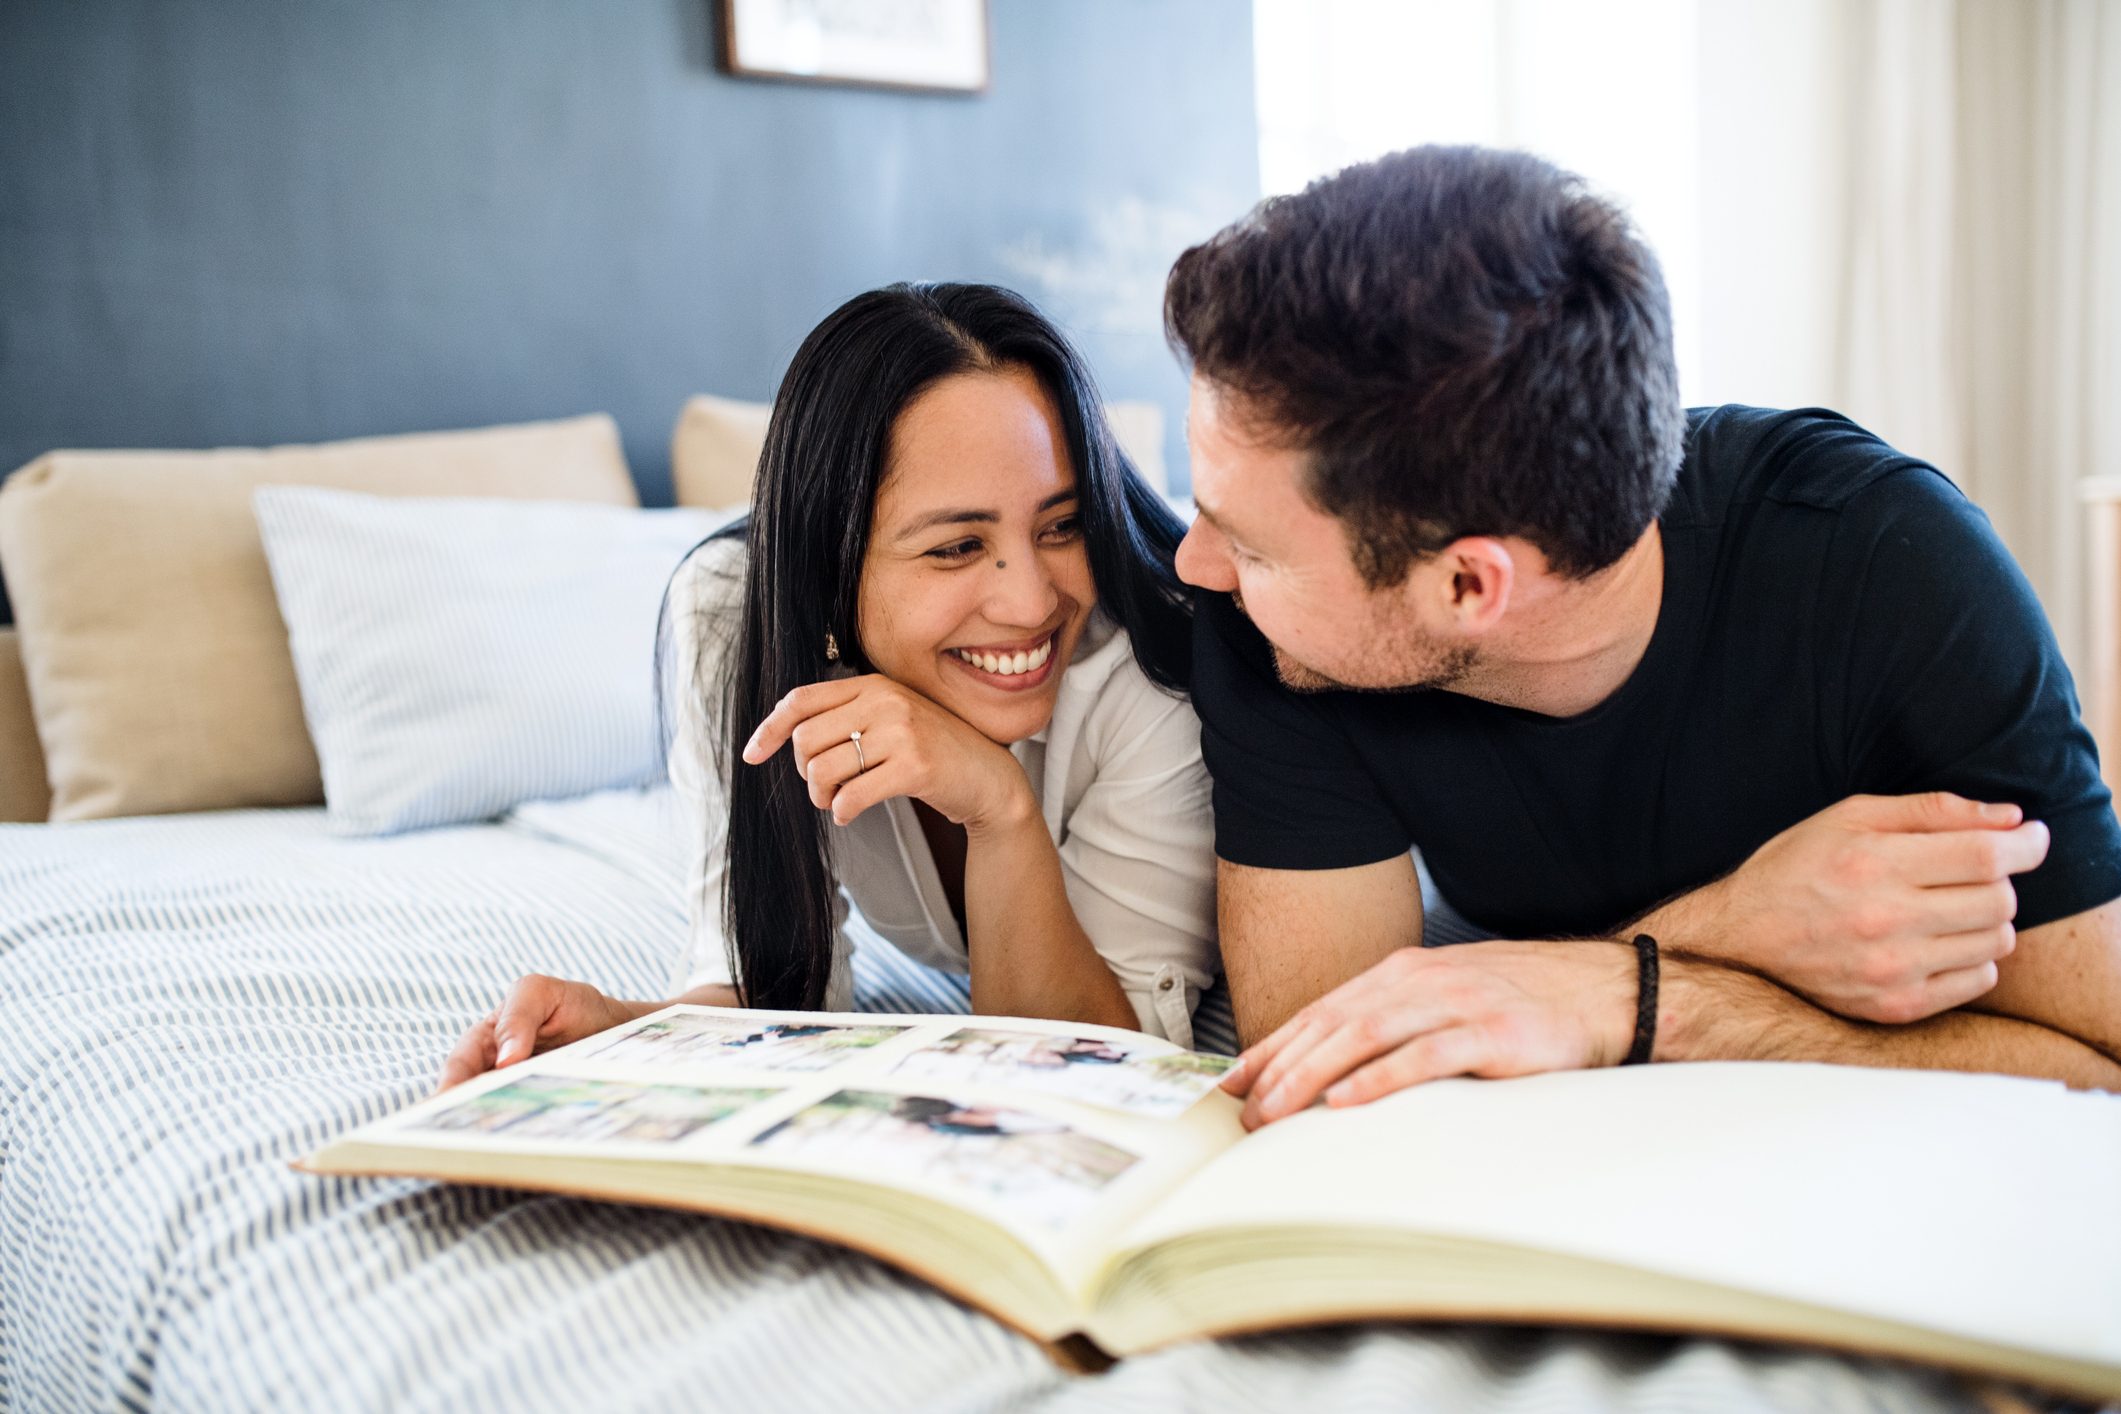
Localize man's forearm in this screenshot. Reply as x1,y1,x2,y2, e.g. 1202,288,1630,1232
1656,953,2121,1090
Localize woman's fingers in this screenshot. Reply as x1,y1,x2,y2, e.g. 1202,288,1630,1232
494,978,562,1066
742,679,868,763
803,738,868,810
823,757,920,825
436,1015,498,1093
789,701,876,783
822,758,895,825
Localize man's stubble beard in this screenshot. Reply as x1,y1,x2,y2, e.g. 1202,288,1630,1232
1237,592,1477,696
1270,641,1475,695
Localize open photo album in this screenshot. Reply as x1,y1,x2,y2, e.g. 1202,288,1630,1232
299,1004,2121,1400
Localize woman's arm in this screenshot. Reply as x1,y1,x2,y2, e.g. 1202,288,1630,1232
1044,684,1221,1046
962,793,1138,1030
614,982,742,1021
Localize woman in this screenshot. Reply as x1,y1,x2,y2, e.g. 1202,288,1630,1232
440,283,1216,1089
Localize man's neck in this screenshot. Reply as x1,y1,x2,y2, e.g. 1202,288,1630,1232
1455,523,1665,718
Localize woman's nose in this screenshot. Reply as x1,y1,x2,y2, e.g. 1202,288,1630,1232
987,551,1062,626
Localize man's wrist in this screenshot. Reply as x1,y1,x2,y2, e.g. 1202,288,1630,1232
1596,937,1643,1067
1619,934,1660,1065
1648,950,1734,1061
1646,950,1857,1062
1632,876,1741,965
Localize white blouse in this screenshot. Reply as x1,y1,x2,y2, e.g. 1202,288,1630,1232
661,537,1219,1047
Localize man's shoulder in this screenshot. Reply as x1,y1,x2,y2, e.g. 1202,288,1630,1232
1674,405,1958,528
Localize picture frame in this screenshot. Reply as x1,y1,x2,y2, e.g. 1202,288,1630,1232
717,0,991,96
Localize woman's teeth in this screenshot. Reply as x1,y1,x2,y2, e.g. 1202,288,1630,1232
950,636,1054,677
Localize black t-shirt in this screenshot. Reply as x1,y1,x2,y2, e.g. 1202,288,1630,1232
1195,405,2121,936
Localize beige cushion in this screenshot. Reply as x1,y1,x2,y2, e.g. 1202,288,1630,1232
670,394,772,510
0,628,51,823
670,393,1170,509
0,415,637,821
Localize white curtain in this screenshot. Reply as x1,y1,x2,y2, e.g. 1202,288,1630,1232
1839,0,2121,677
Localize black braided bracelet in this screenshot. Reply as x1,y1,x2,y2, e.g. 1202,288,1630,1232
1623,933,1660,1066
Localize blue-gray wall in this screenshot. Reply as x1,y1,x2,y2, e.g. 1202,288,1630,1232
0,0,1259,620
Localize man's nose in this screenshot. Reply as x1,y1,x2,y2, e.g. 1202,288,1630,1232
1175,519,1236,592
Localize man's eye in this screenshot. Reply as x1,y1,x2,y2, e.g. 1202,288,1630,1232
926,539,982,562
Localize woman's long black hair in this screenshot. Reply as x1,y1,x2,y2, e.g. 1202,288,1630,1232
677,282,1192,1011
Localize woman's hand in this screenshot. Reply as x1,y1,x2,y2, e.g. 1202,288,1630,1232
435,974,645,1093
742,675,1035,834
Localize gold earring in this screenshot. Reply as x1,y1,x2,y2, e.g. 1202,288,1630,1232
824,632,840,661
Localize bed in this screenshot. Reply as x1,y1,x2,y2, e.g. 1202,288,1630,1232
0,785,1989,1413
0,413,1999,1411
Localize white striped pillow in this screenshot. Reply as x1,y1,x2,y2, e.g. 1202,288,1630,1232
254,486,732,835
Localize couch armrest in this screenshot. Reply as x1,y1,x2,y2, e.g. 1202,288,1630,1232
0,627,51,822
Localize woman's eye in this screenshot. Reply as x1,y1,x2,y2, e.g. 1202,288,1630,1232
1040,516,1083,542
926,539,982,563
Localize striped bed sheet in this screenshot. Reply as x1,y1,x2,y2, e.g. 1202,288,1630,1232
0,786,1979,1412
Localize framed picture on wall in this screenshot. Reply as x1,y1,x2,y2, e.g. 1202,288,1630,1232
718,0,990,95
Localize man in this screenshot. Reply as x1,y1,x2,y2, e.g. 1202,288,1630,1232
1165,146,2121,1128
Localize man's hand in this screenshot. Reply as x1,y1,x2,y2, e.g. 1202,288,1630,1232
1219,940,1637,1129
1640,792,2045,1024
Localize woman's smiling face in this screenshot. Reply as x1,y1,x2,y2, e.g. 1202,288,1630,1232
855,364,1096,745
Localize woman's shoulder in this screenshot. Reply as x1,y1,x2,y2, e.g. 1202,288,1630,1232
662,532,748,738
668,532,748,616
1055,616,1202,767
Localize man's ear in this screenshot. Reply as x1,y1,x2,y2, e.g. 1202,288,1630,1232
1439,537,1514,632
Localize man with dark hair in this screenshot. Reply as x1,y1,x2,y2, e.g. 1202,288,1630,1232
1167,145,2121,1127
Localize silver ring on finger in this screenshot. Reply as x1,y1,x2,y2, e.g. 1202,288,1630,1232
850,729,868,773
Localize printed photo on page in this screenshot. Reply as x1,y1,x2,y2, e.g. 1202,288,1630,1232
574,1012,912,1073
750,1088,1140,1230
409,1075,775,1144
889,1027,1236,1118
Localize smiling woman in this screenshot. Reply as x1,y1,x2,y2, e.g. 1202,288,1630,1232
439,284,1220,1091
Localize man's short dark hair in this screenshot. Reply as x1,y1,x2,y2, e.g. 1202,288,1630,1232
1165,145,1685,586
